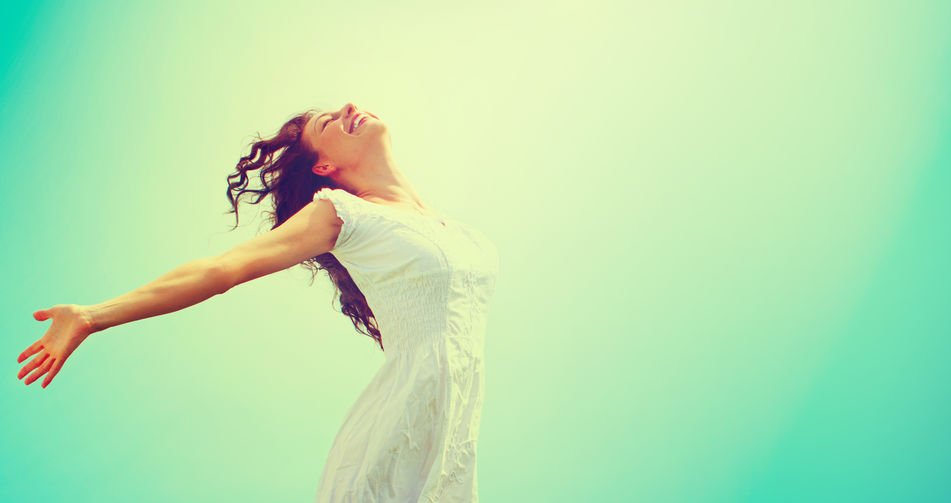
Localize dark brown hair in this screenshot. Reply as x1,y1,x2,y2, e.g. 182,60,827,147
224,108,383,351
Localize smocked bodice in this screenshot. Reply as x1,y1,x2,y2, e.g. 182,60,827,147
313,187,499,356
311,187,499,502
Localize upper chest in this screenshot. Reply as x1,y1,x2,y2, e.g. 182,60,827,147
348,211,497,278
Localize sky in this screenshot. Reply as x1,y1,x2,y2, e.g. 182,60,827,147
2,1,950,501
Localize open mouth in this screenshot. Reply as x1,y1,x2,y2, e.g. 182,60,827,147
349,114,369,134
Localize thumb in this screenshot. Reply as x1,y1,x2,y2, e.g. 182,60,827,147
33,308,51,321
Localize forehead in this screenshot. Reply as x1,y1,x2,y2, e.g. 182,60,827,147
305,111,331,150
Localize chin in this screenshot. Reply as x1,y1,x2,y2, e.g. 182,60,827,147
365,124,388,141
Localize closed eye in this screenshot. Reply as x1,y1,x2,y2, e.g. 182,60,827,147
318,113,336,132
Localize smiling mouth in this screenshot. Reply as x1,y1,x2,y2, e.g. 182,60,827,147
349,114,369,134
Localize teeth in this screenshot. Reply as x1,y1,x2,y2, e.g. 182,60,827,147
351,114,367,133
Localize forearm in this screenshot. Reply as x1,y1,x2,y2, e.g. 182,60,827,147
86,257,231,334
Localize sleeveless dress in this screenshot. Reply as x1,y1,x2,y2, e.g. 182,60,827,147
311,187,500,503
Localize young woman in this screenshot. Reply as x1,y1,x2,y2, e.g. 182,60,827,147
16,102,500,502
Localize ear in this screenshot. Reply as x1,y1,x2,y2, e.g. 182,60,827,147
311,162,336,176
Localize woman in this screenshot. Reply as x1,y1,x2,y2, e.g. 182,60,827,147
16,102,500,502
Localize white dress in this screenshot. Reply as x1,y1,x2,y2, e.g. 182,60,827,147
311,187,500,503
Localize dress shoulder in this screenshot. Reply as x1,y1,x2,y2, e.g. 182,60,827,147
313,187,361,254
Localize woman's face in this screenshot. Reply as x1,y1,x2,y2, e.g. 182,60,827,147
301,102,387,174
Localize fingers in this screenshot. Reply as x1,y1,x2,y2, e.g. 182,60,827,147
17,341,44,364
24,356,55,386
21,308,53,363
18,352,48,380
19,308,63,389
42,358,64,388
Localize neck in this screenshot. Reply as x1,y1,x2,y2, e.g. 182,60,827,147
337,147,429,210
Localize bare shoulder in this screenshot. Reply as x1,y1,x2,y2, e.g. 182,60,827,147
311,195,345,226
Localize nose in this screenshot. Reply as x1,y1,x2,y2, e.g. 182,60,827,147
340,102,357,120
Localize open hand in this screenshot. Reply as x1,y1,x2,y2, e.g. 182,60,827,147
17,304,96,388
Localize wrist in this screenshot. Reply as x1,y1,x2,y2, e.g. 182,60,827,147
79,304,104,334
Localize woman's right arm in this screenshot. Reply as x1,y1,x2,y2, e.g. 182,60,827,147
17,198,342,388
84,256,232,333
87,196,342,333
18,259,231,388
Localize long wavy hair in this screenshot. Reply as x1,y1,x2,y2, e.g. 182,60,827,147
224,108,383,351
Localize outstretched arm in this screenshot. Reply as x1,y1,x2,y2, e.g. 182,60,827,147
17,196,342,388
84,256,230,333
87,195,341,333
17,258,229,388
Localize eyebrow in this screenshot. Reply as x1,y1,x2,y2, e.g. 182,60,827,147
314,112,331,133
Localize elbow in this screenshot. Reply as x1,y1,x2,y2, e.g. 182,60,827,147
207,262,237,295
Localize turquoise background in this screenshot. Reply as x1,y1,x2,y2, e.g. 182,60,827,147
2,1,949,501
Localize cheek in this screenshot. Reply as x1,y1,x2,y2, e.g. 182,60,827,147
325,128,343,146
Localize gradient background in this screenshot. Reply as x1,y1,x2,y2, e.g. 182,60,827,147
2,1,949,501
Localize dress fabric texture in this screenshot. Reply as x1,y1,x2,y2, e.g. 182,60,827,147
311,188,499,503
